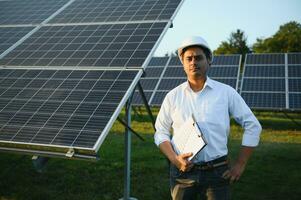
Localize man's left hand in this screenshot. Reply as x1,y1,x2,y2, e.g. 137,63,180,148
222,161,246,184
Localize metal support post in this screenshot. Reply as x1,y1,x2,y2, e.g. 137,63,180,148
119,99,137,200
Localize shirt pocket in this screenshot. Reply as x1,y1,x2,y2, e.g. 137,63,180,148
203,103,227,124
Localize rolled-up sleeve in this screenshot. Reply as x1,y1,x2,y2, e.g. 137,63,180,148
228,89,262,147
154,94,173,146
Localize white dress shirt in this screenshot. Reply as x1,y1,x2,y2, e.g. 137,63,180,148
154,77,262,163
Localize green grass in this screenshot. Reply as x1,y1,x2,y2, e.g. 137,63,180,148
0,110,301,200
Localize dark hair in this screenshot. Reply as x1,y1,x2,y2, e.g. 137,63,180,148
181,45,211,63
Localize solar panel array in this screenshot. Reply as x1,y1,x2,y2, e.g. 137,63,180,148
240,53,301,110
0,0,184,158
133,54,241,105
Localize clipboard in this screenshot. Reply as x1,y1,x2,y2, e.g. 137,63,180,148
171,114,207,161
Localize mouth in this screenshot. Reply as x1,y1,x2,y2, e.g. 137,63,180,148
190,67,201,72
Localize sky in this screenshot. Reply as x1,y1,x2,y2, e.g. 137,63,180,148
154,0,301,56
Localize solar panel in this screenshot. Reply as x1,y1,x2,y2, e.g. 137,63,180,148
207,55,241,90
208,66,238,77
49,0,182,24
0,68,141,155
245,53,284,64
288,65,301,77
132,91,152,105
243,65,285,77
289,93,301,109
287,53,301,110
0,27,34,55
288,52,301,64
241,92,286,109
147,56,169,67
241,53,287,110
0,0,68,25
0,22,167,68
211,55,241,65
242,78,285,91
151,91,168,106
157,78,185,90
132,56,169,106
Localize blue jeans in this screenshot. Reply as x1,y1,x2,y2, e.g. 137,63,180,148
170,164,230,200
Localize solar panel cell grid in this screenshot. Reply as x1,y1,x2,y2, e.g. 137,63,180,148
157,78,186,90
0,22,167,68
288,79,301,92
211,55,240,65
288,65,301,77
288,53,301,64
132,91,152,105
0,0,68,25
164,67,185,77
244,65,285,77
0,69,139,149
289,93,301,109
151,91,168,105
144,67,164,77
246,54,285,64
242,78,285,91
49,0,181,24
242,92,286,108
168,56,182,66
140,79,159,90
0,27,34,55
148,56,169,67
208,67,238,77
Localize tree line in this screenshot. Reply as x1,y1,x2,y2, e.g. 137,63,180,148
214,21,301,55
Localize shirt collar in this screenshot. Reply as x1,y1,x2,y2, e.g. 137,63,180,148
182,76,214,92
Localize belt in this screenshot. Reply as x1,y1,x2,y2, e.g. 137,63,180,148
194,156,228,170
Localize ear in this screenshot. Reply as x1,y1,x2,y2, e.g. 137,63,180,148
207,58,211,66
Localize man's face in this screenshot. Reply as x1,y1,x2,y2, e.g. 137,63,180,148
182,47,209,79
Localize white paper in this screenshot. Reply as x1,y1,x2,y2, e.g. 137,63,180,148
171,116,206,161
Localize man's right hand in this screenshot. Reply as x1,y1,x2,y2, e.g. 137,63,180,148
158,141,194,172
173,152,194,172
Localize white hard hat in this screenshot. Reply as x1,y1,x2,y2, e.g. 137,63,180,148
177,36,213,63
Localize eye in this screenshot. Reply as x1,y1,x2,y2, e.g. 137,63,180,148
195,55,204,61
184,55,204,62
185,57,193,62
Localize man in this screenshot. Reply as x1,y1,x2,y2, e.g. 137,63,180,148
154,36,262,200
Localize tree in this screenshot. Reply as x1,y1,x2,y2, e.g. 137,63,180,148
214,29,251,55
252,21,301,53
